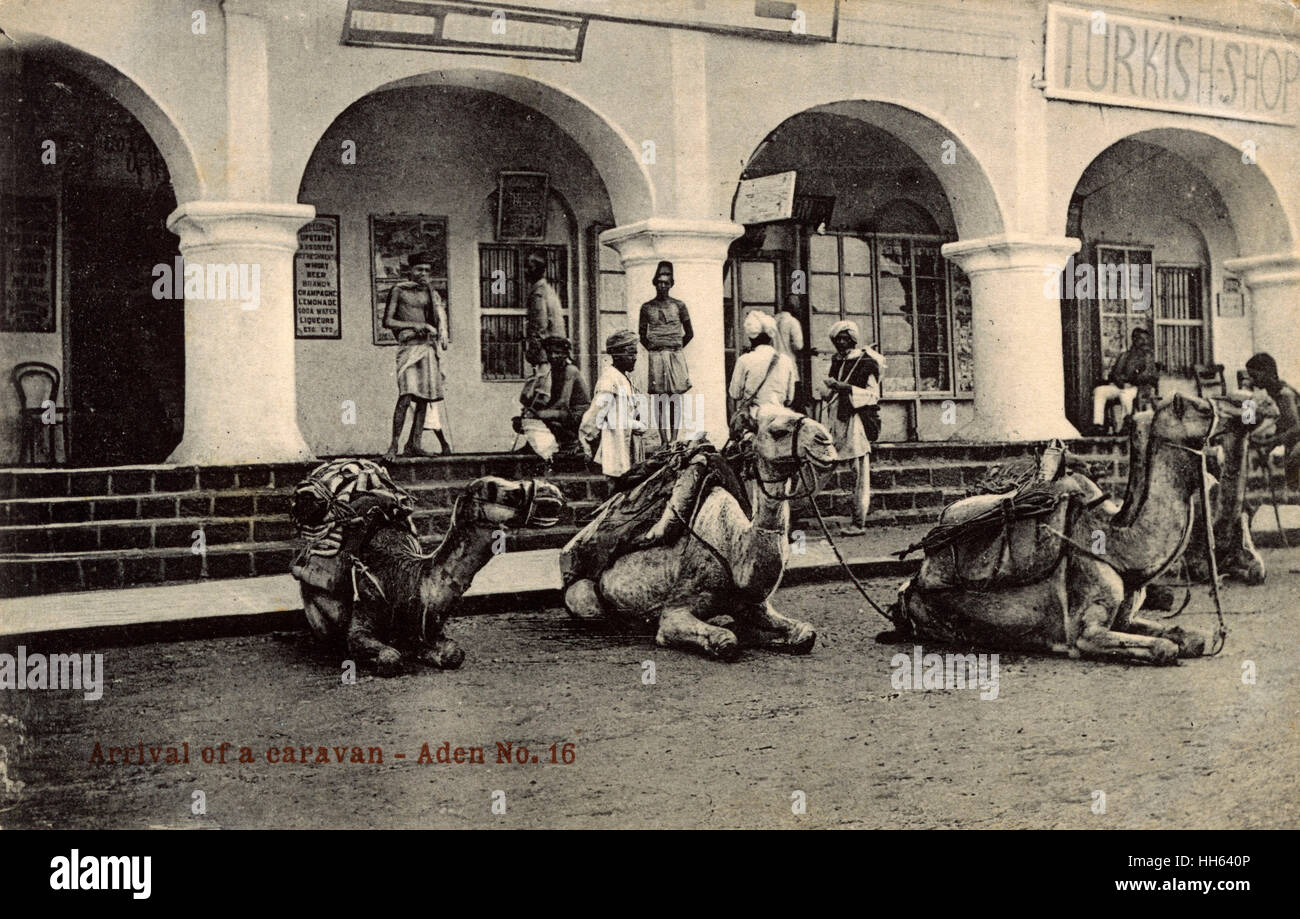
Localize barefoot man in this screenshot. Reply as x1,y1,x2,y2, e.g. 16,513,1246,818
383,253,452,460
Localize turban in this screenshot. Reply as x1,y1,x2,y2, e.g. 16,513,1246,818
828,320,859,344
605,329,639,354
542,335,571,352
743,310,776,341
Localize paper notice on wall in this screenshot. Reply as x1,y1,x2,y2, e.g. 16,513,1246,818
295,216,341,339
734,171,797,226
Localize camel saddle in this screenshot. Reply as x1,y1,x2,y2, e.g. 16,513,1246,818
901,441,1108,590
560,441,749,588
290,459,417,594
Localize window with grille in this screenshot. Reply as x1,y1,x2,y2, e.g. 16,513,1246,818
479,244,568,380
805,232,972,397
1095,246,1207,378
1154,265,1207,377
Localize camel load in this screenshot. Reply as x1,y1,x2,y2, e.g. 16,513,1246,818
887,394,1224,664
290,459,566,675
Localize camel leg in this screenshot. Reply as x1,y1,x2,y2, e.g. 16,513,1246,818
1124,616,1208,658
733,601,816,654
564,579,606,620
346,615,403,677
416,636,465,670
656,605,741,662
1074,603,1180,665
300,584,347,644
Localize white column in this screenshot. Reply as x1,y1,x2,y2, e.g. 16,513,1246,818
220,0,273,201
941,233,1082,441
165,201,316,465
1223,250,1300,384
601,218,744,448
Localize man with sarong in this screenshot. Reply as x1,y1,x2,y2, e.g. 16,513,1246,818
383,253,452,460
638,261,693,447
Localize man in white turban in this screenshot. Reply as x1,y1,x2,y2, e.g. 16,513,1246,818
815,320,883,535
728,310,797,436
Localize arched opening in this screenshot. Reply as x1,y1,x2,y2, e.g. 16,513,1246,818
294,84,618,455
1060,130,1292,433
1,48,185,465
727,105,998,441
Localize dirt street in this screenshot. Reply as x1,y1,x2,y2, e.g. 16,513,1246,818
3,550,1298,829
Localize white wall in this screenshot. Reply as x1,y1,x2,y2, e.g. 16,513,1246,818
295,86,614,455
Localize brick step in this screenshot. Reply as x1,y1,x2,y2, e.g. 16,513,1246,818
0,494,606,554
0,453,590,501
0,523,585,599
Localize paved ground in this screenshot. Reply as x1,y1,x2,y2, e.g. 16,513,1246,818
2,549,1297,829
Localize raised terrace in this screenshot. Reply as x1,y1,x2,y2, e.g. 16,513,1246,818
0,438,1292,599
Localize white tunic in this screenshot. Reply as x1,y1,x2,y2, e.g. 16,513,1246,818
579,365,645,477
773,312,804,381
728,344,797,420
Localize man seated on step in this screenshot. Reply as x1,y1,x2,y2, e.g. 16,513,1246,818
514,336,591,464
1092,327,1159,434
1245,352,1300,493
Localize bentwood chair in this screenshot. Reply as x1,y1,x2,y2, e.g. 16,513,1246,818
12,361,67,465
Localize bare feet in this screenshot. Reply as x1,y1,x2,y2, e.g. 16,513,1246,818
401,444,434,457
381,445,400,463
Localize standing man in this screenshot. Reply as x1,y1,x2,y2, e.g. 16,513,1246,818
773,298,806,410
638,260,693,447
515,336,591,463
525,250,564,370
382,253,452,460
816,320,881,536
1245,352,1300,492
1092,327,1159,433
728,310,796,435
580,330,646,484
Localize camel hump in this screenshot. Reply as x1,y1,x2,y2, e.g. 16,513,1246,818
917,488,1079,591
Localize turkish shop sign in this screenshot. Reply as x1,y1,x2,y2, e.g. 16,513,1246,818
1045,4,1300,126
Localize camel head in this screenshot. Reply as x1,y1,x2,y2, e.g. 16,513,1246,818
1211,391,1279,435
753,404,837,481
452,476,566,530
1150,392,1217,451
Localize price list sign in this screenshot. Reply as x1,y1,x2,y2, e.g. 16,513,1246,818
295,215,341,339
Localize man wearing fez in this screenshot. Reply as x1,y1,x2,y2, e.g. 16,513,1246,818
516,335,591,464
638,260,694,446
525,249,565,369
383,252,452,460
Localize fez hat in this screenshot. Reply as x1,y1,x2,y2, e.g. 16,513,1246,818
605,329,638,354
407,252,434,269
653,260,674,283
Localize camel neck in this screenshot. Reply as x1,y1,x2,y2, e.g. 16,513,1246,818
422,522,497,605
1108,441,1200,579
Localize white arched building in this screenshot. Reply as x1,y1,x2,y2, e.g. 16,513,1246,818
1,0,1296,464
